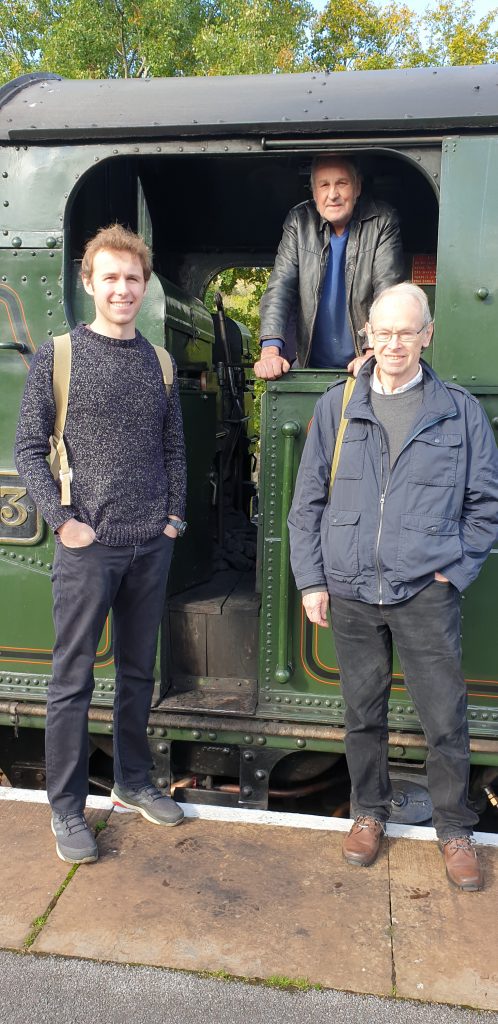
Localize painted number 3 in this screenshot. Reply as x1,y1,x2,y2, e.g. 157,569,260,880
0,485,28,528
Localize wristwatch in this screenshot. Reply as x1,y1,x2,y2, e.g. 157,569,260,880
167,516,188,538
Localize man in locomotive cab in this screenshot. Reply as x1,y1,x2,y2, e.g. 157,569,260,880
15,225,187,865
254,154,405,379
288,283,498,892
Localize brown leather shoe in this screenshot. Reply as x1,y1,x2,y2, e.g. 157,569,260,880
343,816,385,867
442,837,483,891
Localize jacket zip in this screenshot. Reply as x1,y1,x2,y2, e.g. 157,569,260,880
373,409,456,604
304,236,329,367
374,426,390,604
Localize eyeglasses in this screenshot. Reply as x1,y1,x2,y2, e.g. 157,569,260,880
370,324,432,345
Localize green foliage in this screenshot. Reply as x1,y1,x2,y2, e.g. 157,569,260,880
1,0,496,85
192,0,313,75
204,267,270,361
310,0,420,71
418,1,498,66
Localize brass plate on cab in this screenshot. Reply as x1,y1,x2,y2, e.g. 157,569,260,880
0,471,43,545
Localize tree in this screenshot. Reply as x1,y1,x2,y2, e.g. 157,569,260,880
193,0,313,75
0,2,48,82
39,0,208,79
417,0,498,66
310,0,420,71
310,0,498,71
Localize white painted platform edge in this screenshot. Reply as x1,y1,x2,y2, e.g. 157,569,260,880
1,786,497,847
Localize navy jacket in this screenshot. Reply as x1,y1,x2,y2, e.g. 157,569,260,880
288,361,498,604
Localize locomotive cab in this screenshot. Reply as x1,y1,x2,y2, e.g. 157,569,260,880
1,68,497,814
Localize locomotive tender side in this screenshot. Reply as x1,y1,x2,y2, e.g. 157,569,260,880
1,66,497,812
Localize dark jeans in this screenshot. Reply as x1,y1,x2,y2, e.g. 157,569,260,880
329,583,478,842
47,533,174,815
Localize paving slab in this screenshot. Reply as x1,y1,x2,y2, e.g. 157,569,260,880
33,811,394,995
390,837,498,1011
0,801,110,950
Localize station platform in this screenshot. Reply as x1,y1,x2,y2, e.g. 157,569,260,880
1,789,497,1012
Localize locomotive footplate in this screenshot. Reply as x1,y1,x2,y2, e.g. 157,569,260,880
158,676,257,716
164,569,260,715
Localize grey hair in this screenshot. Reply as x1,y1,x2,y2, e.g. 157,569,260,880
310,154,361,189
369,282,432,327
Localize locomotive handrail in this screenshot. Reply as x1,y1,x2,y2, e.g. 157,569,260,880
275,420,301,685
0,342,29,353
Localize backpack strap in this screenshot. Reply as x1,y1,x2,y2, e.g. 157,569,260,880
49,333,73,506
152,344,173,396
48,337,173,508
330,376,356,493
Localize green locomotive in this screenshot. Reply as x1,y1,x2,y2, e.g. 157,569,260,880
0,65,497,818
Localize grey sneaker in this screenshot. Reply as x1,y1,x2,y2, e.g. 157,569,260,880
51,812,98,864
111,783,184,826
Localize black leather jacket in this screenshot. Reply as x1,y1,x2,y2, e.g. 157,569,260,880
260,196,405,365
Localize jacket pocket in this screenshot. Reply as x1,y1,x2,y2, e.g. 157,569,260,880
408,433,461,487
335,424,367,481
323,508,360,577
396,513,461,580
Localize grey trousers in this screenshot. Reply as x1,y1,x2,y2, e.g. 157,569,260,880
47,533,174,815
329,582,478,842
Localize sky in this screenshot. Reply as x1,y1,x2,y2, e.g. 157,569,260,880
311,0,497,19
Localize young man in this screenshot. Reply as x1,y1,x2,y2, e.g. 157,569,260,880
288,283,498,891
15,225,187,864
254,155,404,380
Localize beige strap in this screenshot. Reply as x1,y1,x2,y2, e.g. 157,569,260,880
330,376,356,493
49,333,73,506
49,337,173,508
153,344,173,396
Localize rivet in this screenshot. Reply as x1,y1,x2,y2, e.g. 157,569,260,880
296,738,306,748
156,777,168,788
147,726,154,735
241,786,252,797
255,769,266,780
208,731,217,740
11,237,22,248
3,201,9,207
256,736,266,745
157,742,168,753
243,751,254,761
243,735,253,743
192,730,201,739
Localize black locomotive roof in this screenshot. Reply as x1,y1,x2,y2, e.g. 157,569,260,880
0,65,497,142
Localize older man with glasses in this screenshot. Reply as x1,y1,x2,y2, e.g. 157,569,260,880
288,282,498,891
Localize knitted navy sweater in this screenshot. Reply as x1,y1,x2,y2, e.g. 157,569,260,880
15,324,187,546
